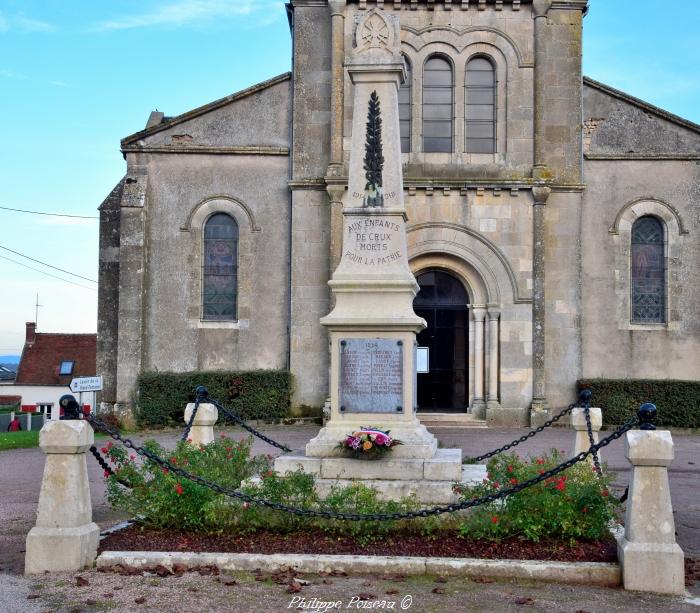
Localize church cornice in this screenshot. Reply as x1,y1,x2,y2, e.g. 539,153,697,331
121,145,289,156
346,1,530,10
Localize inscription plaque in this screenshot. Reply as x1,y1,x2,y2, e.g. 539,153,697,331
340,338,403,413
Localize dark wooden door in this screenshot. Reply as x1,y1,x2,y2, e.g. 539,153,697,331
414,271,469,412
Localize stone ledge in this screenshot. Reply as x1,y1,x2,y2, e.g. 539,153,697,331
97,551,621,586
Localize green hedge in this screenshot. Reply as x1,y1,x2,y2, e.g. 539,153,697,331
577,379,700,429
137,370,292,428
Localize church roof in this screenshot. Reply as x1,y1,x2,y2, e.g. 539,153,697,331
120,72,292,148
583,76,700,136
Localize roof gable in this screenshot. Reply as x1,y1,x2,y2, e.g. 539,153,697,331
15,333,96,385
583,77,700,157
121,73,291,152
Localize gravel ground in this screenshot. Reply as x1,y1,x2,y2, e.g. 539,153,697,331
1,423,698,611
3,567,700,613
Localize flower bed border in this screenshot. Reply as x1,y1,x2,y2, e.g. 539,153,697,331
96,551,620,587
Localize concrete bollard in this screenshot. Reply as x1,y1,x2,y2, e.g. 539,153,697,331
570,407,602,461
25,420,100,574
183,402,218,446
618,429,685,595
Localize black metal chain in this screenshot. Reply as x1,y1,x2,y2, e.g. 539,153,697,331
89,445,131,488
206,395,292,453
181,395,202,442
81,407,638,522
465,402,577,463
583,401,602,476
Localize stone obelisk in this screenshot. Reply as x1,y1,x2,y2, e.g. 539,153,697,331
276,10,469,501
306,8,435,459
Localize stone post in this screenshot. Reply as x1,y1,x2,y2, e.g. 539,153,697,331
472,307,486,418
570,406,602,460
25,420,100,574
618,406,685,595
184,403,218,446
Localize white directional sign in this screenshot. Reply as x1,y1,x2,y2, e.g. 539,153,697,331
69,376,103,393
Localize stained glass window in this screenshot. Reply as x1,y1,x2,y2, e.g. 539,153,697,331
465,57,496,154
631,216,665,323
202,213,238,320
422,56,453,153
399,56,411,153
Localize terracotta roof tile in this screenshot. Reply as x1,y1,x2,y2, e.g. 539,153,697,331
15,333,96,385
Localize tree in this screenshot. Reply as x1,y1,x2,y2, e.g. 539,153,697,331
363,90,384,207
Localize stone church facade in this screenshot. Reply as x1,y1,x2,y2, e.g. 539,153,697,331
97,0,699,426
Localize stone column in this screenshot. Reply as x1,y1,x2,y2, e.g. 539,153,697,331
570,407,602,460
618,429,685,595
532,0,552,169
486,308,500,409
472,307,486,418
530,184,550,423
327,184,346,276
327,0,346,173
184,403,218,446
25,420,100,574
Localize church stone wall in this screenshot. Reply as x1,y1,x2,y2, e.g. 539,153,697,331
581,160,700,380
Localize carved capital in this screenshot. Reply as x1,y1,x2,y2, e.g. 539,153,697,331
532,184,551,206
532,0,552,17
352,8,401,58
328,0,346,17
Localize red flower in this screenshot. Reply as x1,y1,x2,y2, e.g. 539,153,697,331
175,483,184,495
582,506,589,514
130,454,136,461
162,468,169,475
187,438,192,443
509,478,518,485
538,469,545,475
107,441,114,449
169,457,178,465
101,447,109,454
103,470,110,478
507,465,514,473
536,457,545,465
226,447,232,452
220,433,227,439
555,480,566,492
491,516,499,524
602,489,609,497
492,481,500,489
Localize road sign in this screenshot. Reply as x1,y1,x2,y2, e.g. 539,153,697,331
69,376,103,393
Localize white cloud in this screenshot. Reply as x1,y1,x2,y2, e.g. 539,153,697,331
92,0,281,31
0,69,30,80
0,12,56,33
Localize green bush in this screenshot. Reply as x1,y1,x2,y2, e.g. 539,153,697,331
455,450,618,543
137,370,292,428
103,435,271,532
577,379,700,428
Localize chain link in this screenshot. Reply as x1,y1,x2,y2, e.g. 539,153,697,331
89,445,132,488
82,408,637,522
208,397,292,453
465,403,577,463
583,400,602,476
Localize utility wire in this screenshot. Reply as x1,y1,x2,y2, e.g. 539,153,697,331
0,205,98,219
0,244,97,283
0,255,97,292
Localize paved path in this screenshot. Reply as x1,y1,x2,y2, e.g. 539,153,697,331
1,423,698,577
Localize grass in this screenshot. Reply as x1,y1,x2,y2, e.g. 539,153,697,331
0,429,106,451
0,430,39,450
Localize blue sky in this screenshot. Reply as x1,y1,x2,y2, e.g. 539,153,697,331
1,0,698,355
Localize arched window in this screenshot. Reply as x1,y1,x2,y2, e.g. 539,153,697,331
465,57,496,154
631,216,665,323
399,56,412,153
422,56,453,153
202,213,238,320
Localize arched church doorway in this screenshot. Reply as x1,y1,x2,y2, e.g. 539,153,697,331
414,270,469,412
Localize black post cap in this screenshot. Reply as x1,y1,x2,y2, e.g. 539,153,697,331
579,388,592,406
638,402,657,430
194,385,209,400
58,394,80,420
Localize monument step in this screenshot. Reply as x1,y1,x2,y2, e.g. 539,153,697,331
275,448,463,482
419,413,488,429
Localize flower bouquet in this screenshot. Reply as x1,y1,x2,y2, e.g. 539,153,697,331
336,427,402,459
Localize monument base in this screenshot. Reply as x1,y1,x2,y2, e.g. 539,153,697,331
273,448,487,504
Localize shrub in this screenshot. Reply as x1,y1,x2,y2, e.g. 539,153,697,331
137,370,292,428
103,434,271,532
577,379,700,428
455,450,618,543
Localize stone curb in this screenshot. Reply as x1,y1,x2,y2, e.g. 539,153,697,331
97,551,620,586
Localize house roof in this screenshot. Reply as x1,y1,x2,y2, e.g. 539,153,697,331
583,76,700,136
120,72,292,148
15,332,97,385
0,366,16,382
